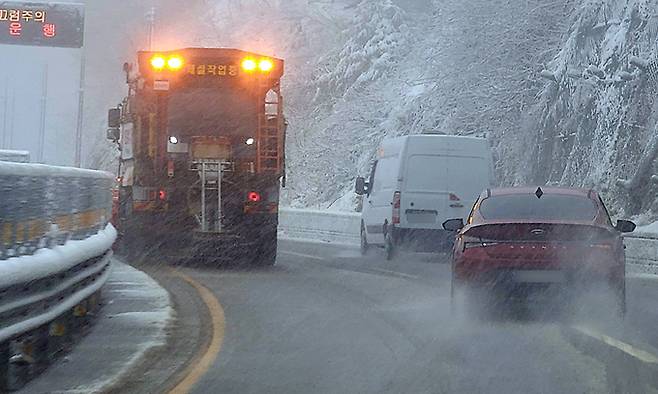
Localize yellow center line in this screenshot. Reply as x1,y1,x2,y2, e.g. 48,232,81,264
573,325,658,364
169,270,226,394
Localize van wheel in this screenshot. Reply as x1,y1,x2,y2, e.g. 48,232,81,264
385,234,395,261
360,222,369,256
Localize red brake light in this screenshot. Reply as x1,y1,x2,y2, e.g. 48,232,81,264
449,193,461,201
248,192,261,202
392,191,401,225
158,189,167,201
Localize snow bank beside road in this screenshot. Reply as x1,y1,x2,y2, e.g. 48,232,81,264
21,261,173,394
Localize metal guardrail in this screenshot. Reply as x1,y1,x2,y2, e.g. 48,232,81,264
278,208,360,245
624,233,658,275
279,209,658,275
0,161,116,391
0,162,113,259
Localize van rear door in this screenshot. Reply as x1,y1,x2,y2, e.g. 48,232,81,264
445,156,491,220
401,154,450,229
401,154,490,228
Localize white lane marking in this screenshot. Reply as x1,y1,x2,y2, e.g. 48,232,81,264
279,250,327,261
367,268,420,280
573,325,658,364
280,251,421,280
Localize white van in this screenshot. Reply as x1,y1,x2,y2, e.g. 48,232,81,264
355,135,493,259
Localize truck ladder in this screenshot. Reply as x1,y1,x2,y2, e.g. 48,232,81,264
194,160,232,233
256,83,284,174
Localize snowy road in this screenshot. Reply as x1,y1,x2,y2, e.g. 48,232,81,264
115,241,658,394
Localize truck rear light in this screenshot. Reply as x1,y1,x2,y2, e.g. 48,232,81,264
167,56,184,70
150,55,166,70
158,189,167,201
258,59,273,72
248,191,261,202
241,58,257,72
392,191,401,225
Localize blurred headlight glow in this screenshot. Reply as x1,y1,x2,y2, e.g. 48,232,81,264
150,56,166,70
241,58,257,72
258,59,273,72
167,56,184,70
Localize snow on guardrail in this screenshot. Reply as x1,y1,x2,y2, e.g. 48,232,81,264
0,161,115,390
0,224,116,289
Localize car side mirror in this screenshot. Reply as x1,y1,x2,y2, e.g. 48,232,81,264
106,128,120,142
108,108,121,128
443,218,464,231
615,219,636,233
355,177,366,195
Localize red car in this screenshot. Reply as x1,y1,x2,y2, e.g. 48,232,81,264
443,187,636,314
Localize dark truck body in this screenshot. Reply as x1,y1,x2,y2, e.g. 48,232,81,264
111,48,285,265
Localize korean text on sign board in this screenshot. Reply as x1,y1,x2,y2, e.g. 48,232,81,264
0,2,84,48
186,64,240,77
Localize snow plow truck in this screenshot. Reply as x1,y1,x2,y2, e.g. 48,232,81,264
107,48,285,266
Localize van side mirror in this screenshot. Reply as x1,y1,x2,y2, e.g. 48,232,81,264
355,177,367,195
615,219,636,233
443,218,464,231
108,108,121,128
106,128,120,142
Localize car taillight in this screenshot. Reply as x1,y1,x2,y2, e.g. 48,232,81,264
248,191,261,202
392,191,401,225
462,235,498,249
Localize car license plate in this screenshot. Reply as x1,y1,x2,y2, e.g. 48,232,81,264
512,270,566,283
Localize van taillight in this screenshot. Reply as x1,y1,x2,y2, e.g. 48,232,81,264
449,193,461,201
392,191,401,225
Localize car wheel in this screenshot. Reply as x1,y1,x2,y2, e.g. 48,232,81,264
360,222,369,256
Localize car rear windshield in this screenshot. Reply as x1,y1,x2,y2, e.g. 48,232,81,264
479,194,598,221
